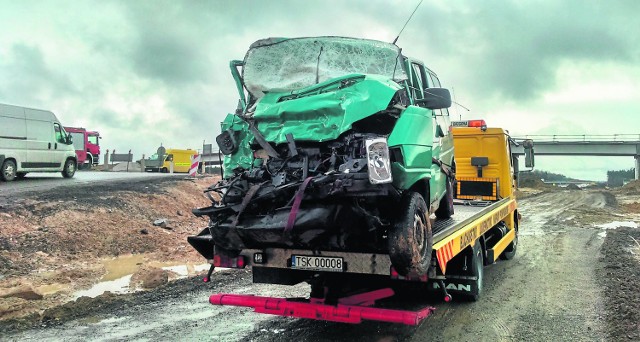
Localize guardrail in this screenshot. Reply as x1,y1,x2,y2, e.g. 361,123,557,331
513,134,640,142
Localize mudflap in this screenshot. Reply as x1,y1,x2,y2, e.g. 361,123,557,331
428,275,479,298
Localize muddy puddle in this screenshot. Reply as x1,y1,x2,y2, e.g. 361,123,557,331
72,254,214,299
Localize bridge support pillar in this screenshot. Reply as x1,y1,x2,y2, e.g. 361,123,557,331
635,155,639,180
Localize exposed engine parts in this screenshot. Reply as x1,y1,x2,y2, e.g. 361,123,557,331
193,131,399,253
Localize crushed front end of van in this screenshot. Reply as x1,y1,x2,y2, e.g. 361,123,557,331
189,37,454,276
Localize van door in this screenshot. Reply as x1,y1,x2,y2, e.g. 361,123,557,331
52,123,70,170
24,115,56,170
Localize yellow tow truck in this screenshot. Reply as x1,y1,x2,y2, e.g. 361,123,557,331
192,120,535,325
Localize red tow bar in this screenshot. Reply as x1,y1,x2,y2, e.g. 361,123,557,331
209,291,435,325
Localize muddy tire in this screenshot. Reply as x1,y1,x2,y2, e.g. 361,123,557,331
61,159,76,179
1,159,17,181
388,191,433,276
16,172,27,179
500,228,518,260
461,240,484,301
435,176,455,219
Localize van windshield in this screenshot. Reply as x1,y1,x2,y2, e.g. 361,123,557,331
243,37,407,98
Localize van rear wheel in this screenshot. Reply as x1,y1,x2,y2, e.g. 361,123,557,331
1,160,17,181
435,176,455,219
62,159,76,179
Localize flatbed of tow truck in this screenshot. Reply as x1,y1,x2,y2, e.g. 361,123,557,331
193,122,534,326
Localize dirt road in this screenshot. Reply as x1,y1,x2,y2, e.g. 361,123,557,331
4,188,638,341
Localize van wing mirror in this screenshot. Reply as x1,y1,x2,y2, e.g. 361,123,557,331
66,134,73,145
416,88,452,109
523,139,535,168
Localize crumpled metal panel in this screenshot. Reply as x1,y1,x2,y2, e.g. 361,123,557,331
253,75,401,144
387,105,435,190
220,114,253,176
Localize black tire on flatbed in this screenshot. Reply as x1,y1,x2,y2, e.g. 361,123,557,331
435,176,455,219
388,191,433,276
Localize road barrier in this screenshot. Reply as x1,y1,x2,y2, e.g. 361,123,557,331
189,154,201,177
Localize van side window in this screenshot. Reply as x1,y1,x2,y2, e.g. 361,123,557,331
166,154,174,162
411,63,426,101
428,73,451,136
54,123,66,143
428,73,450,117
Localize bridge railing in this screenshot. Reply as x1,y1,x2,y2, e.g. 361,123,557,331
513,134,640,143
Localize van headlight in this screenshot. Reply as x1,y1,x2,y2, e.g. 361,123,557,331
365,138,393,184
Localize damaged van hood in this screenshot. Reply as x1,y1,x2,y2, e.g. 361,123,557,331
252,74,402,144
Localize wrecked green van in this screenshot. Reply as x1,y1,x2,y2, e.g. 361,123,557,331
190,37,455,276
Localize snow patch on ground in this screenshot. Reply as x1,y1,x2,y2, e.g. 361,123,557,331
597,221,639,238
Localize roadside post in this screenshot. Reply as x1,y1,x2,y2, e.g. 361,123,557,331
189,154,201,177
104,149,109,171
126,149,131,172
141,154,145,172
170,160,174,174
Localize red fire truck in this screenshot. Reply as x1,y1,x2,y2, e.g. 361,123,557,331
64,127,101,170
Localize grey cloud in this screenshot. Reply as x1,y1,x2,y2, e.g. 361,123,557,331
401,1,640,102
0,44,78,104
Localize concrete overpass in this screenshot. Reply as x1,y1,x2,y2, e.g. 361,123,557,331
199,134,639,180
510,134,640,180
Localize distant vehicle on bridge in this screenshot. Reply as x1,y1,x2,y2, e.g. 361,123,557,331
64,127,101,170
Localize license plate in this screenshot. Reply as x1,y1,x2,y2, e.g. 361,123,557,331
291,255,344,272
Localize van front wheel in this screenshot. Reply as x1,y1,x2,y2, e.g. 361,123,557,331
1,160,17,181
62,159,76,179
388,191,433,276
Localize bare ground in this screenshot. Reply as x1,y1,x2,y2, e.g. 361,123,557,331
0,183,638,341
0,176,217,322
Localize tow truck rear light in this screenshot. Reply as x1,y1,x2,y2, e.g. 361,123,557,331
451,119,487,131
467,119,486,127
211,254,247,269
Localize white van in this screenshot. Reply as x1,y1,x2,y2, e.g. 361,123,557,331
0,103,77,181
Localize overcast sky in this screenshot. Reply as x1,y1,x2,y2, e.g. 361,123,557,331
1,0,638,181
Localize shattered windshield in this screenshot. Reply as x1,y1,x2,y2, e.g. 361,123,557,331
243,37,407,98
